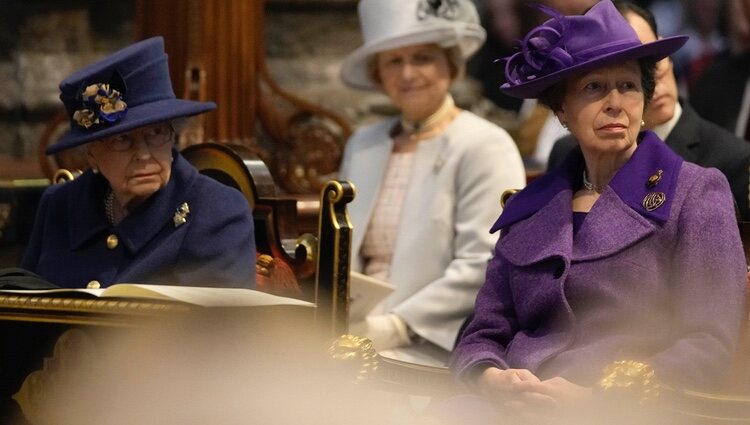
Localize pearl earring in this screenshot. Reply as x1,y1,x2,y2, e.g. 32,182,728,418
92,167,99,174
641,120,646,127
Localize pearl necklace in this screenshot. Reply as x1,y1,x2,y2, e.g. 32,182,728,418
400,94,455,139
582,169,604,193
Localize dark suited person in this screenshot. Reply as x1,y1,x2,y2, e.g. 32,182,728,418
690,0,750,138
548,1,750,219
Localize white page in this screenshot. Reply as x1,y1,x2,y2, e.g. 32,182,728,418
349,272,395,322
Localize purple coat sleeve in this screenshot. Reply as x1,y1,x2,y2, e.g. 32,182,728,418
647,168,746,388
449,240,515,380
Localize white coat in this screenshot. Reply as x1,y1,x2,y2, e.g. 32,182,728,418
339,111,526,358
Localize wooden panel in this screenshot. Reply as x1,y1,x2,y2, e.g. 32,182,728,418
133,0,351,194
135,0,260,144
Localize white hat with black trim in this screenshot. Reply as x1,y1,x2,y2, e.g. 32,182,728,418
340,0,486,91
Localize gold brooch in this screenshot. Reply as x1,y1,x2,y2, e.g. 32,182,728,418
173,202,190,227
642,192,666,211
647,169,663,188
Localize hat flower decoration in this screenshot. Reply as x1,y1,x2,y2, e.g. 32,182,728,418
48,37,215,155
504,5,574,85
417,0,459,20
72,82,128,129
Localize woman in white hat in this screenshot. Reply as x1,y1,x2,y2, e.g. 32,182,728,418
339,0,526,365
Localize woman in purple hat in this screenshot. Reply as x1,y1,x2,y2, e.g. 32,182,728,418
338,0,526,365
20,37,256,289
450,0,746,416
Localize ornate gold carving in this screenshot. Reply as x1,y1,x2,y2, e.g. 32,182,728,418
254,60,352,195
13,328,97,425
500,188,519,208
329,334,379,384
316,180,355,336
599,360,661,403
52,169,81,184
295,233,318,269
271,117,348,194
256,254,275,277
0,294,190,326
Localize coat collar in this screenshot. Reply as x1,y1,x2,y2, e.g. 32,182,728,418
494,131,683,265
348,118,396,256
663,99,700,161
69,150,198,254
349,114,459,256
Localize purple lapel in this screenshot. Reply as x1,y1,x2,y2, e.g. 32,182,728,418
499,189,574,266
494,131,683,264
608,131,681,225
490,148,582,233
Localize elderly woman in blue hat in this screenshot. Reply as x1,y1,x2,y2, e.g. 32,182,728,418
450,0,746,414
20,37,256,289
338,0,526,365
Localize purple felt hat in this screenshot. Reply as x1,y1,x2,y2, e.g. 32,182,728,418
500,0,688,99
47,36,216,155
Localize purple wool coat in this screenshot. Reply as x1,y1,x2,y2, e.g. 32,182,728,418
451,131,746,391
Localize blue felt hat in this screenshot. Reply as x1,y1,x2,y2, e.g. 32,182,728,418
47,36,216,155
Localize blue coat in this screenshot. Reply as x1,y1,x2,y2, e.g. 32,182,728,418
451,132,746,391
20,151,256,289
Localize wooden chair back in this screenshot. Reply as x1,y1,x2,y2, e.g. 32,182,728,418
181,142,354,336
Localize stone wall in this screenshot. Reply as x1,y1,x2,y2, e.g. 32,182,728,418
0,0,134,178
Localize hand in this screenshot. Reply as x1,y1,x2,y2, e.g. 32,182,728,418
509,376,592,411
348,314,411,351
511,377,593,424
477,369,592,422
475,367,541,401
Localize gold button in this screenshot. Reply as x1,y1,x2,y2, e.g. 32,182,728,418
87,280,101,289
106,234,119,249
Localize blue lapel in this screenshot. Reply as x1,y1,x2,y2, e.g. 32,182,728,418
116,151,197,254
68,150,197,255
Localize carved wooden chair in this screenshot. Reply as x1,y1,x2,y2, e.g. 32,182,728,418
28,139,355,338
180,142,354,336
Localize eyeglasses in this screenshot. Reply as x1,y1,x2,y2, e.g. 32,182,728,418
102,124,174,152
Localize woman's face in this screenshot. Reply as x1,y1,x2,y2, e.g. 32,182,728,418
376,43,453,121
556,61,644,157
87,122,174,208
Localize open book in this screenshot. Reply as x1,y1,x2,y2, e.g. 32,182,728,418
0,284,314,308
349,271,395,322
